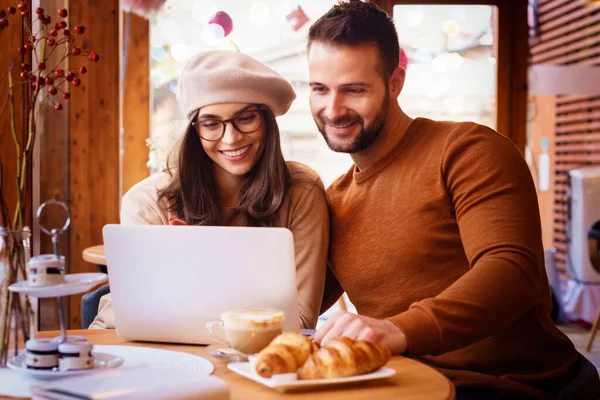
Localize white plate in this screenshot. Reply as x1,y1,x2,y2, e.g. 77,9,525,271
93,345,214,375
7,351,123,381
228,362,396,391
8,273,108,298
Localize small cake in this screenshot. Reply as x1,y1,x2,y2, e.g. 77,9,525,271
25,339,59,370
58,340,94,371
28,254,65,287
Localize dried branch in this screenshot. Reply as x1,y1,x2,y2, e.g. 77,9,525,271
0,165,10,228
1,2,102,364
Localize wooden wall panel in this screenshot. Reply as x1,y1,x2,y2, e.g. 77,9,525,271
68,0,120,328
36,0,70,331
3,1,144,329
553,96,600,274
529,96,556,251
531,1,600,277
122,13,150,194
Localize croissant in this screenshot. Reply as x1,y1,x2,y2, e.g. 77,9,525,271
297,337,391,380
254,332,318,378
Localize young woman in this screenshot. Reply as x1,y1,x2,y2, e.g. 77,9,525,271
90,50,329,330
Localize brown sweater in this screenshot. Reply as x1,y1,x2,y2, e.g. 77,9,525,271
323,118,580,398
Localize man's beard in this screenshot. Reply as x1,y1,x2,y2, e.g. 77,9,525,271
316,91,389,154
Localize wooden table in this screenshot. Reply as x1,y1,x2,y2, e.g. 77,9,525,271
82,245,107,273
82,245,106,266
1,329,455,400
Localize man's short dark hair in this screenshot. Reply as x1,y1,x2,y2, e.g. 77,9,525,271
307,0,400,79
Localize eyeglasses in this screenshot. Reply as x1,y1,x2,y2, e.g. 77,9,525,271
192,107,264,141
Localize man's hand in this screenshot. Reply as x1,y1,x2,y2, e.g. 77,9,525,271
314,310,408,355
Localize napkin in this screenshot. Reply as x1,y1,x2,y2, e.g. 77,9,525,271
30,367,229,400
0,366,31,398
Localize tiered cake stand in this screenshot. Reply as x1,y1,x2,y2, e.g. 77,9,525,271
5,200,121,379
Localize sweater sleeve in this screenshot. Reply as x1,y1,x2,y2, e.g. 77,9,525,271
119,173,170,225
289,179,330,329
389,125,545,357
120,197,163,225
320,263,344,314
88,294,114,329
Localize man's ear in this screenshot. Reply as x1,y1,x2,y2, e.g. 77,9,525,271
389,67,406,98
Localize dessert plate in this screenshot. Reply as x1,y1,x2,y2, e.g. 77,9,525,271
228,362,396,391
8,344,214,381
8,273,108,298
7,351,123,381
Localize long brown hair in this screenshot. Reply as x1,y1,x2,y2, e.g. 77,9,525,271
157,106,291,227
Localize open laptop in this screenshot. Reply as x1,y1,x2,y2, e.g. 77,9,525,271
102,224,299,345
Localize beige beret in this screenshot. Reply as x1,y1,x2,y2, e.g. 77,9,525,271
176,50,296,119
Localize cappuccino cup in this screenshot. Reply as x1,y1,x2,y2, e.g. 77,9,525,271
206,308,284,354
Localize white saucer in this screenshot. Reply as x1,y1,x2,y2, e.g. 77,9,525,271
205,344,249,362
8,273,108,298
7,351,123,381
228,362,396,391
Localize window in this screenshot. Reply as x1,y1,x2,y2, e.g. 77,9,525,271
393,5,497,129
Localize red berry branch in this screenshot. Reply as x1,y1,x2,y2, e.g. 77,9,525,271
0,3,100,364
0,1,100,227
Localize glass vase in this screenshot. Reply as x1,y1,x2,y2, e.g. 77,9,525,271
0,227,33,367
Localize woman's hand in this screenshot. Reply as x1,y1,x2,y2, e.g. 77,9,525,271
169,217,187,226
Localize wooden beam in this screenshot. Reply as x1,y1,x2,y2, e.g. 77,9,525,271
122,12,150,193
507,0,529,154
68,0,120,328
487,1,531,153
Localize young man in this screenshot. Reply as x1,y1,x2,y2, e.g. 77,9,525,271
308,1,600,399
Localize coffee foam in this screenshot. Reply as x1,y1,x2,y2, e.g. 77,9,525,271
223,309,284,330
240,315,273,321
